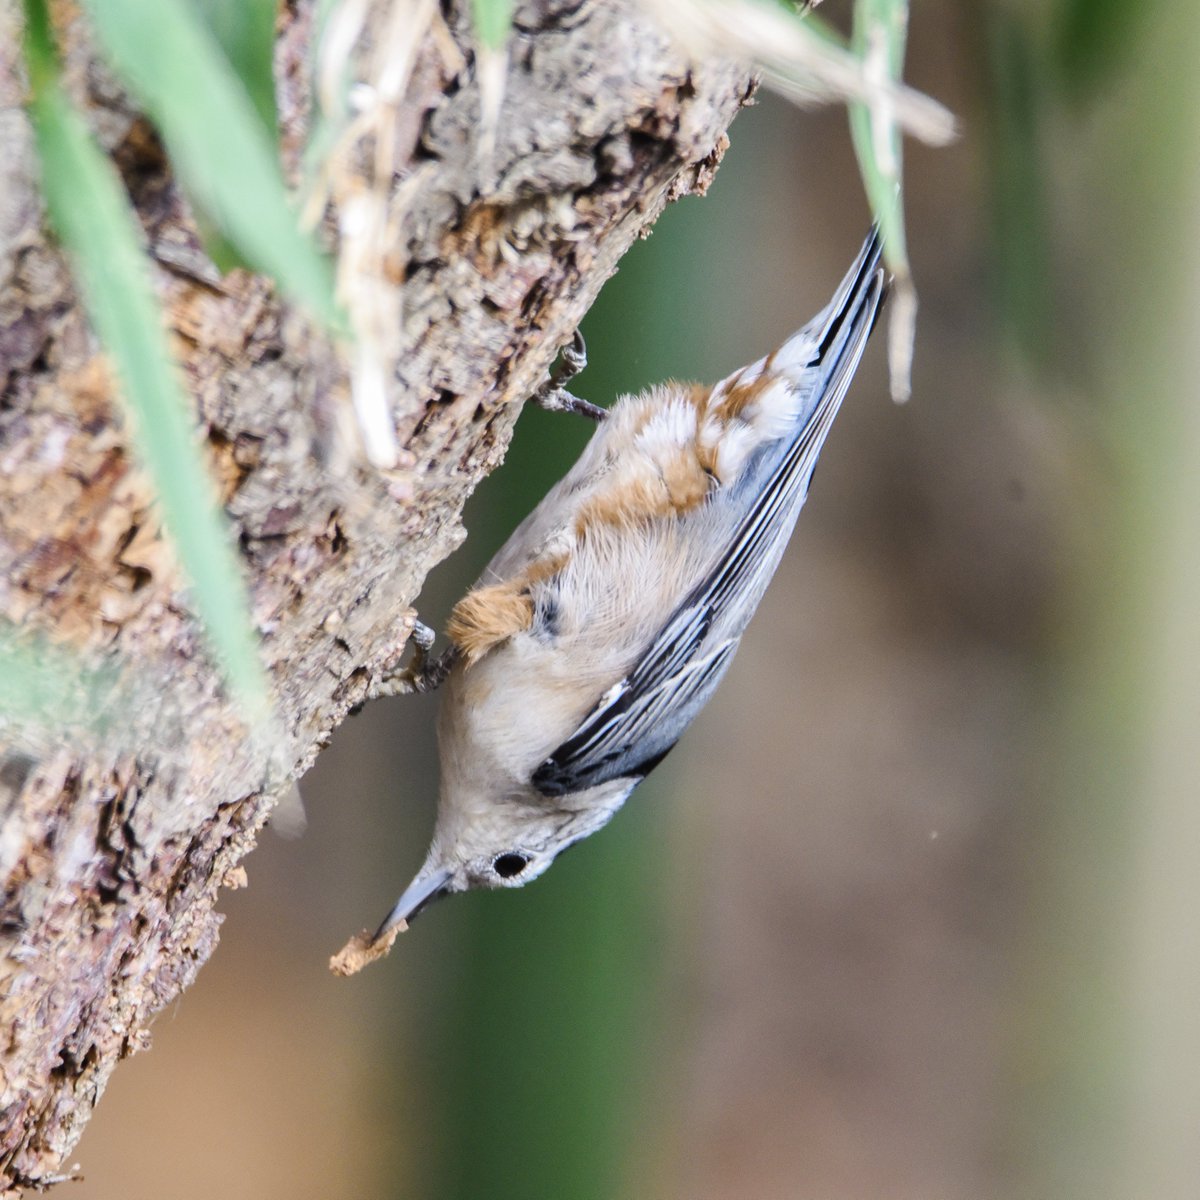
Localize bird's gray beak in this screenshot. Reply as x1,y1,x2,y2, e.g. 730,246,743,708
372,865,453,941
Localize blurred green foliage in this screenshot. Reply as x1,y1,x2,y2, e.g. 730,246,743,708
21,0,272,718
0,624,118,737
981,8,1054,366
1053,0,1153,99
193,0,279,136
984,3,1200,1198
471,0,515,51
849,0,910,276
82,0,340,327
425,796,669,1200
190,0,280,270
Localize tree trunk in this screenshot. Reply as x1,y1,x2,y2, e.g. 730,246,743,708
0,0,749,1187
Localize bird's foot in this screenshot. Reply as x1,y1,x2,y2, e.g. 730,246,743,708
370,620,455,697
531,331,606,421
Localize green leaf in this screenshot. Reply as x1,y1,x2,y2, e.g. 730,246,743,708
471,0,513,50
187,0,279,270
849,0,909,267
82,0,342,331
190,0,278,137
23,0,271,721
849,0,917,399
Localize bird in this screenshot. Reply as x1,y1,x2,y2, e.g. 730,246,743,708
336,227,887,968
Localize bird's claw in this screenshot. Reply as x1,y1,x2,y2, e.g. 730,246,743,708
532,331,606,421
370,620,455,697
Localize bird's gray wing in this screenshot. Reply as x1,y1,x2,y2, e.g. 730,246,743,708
532,232,885,799
530,396,836,799
531,628,737,798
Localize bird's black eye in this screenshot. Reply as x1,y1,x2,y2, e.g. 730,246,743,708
493,853,529,879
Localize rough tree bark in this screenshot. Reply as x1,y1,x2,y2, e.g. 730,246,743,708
0,0,750,1188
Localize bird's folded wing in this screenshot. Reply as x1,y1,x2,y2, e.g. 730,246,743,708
532,235,885,799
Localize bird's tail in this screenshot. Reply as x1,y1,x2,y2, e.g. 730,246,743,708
766,227,888,501
773,225,887,383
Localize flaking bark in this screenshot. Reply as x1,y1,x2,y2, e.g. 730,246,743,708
0,0,750,1187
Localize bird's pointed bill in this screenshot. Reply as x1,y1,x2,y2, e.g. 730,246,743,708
373,864,454,940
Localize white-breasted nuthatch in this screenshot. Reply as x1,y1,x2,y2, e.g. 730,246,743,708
334,228,887,968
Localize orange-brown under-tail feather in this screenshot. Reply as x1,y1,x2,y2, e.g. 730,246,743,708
447,551,570,665
447,583,535,665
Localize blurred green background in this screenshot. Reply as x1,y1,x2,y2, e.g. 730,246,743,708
72,1,1200,1197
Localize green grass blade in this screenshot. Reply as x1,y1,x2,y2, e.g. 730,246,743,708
850,0,916,400
850,0,908,260
23,0,271,720
82,0,341,331
187,0,279,271
471,0,513,50
191,0,278,137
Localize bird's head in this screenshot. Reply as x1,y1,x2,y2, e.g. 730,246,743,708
372,776,637,937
